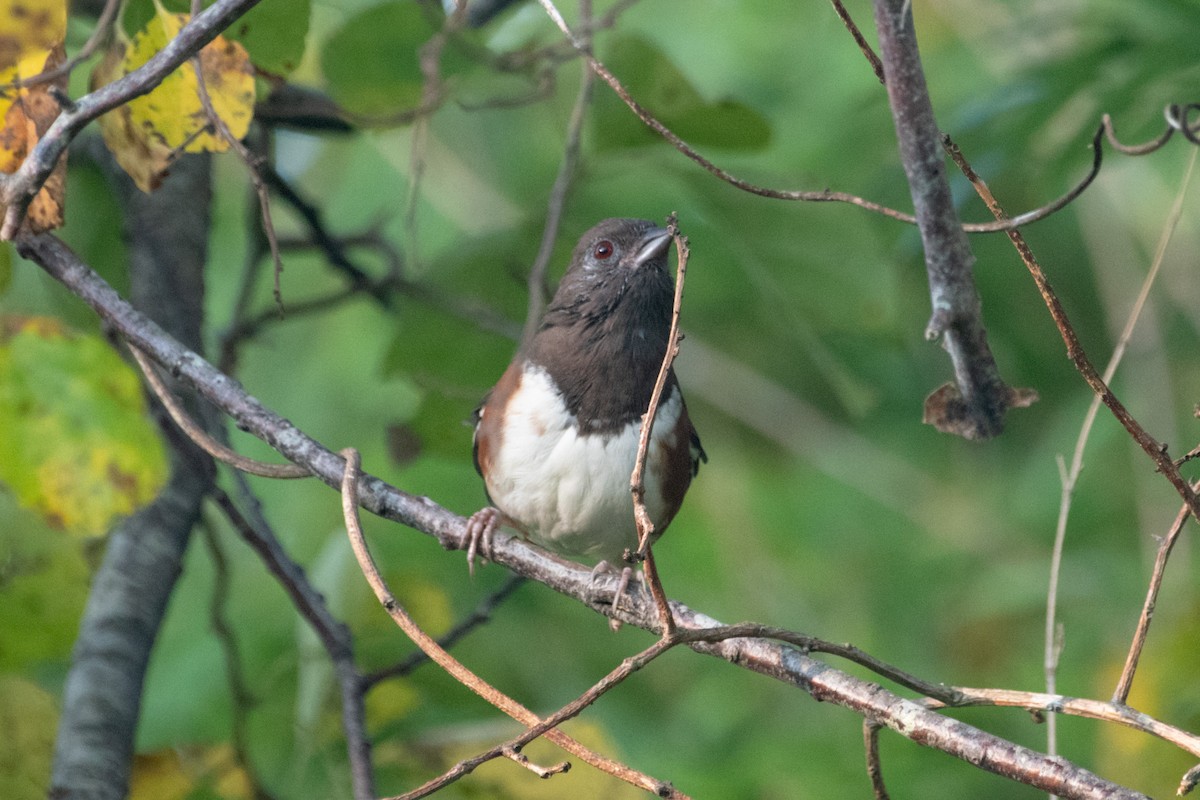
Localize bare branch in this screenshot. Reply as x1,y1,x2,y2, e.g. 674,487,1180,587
1112,482,1199,705
522,0,595,342
872,0,1022,439
19,232,1164,799
831,0,884,84
1181,764,1200,796
361,574,525,688
129,343,311,479
863,720,890,800
944,686,1200,759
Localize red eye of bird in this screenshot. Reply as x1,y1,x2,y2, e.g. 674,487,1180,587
593,240,614,260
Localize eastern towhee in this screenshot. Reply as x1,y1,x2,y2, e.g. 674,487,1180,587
467,218,705,600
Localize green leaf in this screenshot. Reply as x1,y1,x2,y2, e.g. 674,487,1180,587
117,0,307,75
400,393,476,462
0,502,89,670
0,677,57,800
118,0,183,39
0,316,167,535
381,295,517,463
320,0,475,117
223,0,310,75
593,35,771,152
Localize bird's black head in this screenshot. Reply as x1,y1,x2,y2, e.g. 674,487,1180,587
547,218,673,326
528,218,678,426
566,218,672,280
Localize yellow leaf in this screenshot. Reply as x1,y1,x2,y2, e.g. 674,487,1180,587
131,745,253,800
91,3,256,191
93,40,174,192
124,8,255,154
0,0,67,70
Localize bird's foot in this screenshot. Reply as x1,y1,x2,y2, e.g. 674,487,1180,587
589,560,638,632
464,507,502,576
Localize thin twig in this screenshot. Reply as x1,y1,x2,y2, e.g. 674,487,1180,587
210,485,374,798
397,632,682,800
1112,484,1199,705
831,0,885,84
863,720,890,800
534,0,1107,237
1058,147,1196,709
259,164,393,302
128,342,311,478
522,0,595,343
628,214,689,636
337,448,686,799
189,1,285,310
402,3,467,272
1102,111,1175,156
500,748,570,779
361,574,525,688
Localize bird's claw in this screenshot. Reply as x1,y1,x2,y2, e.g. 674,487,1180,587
589,561,636,631
464,507,501,576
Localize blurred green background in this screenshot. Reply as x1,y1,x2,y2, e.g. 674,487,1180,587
3,0,1200,797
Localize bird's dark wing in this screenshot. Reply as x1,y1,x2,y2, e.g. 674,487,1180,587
689,426,707,477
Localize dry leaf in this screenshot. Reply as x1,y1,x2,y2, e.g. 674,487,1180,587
0,45,67,232
923,381,1039,441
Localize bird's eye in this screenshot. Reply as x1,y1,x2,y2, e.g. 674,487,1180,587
593,240,614,260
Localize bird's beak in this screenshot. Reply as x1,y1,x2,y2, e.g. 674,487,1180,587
633,227,672,268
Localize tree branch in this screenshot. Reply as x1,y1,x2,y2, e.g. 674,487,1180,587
48,155,215,800
18,231,1163,799
871,0,1023,440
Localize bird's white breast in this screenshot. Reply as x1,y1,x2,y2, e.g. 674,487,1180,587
484,365,681,563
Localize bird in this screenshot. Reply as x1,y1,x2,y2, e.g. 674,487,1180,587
466,218,705,609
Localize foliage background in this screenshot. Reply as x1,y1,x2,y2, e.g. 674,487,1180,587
3,0,1200,797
